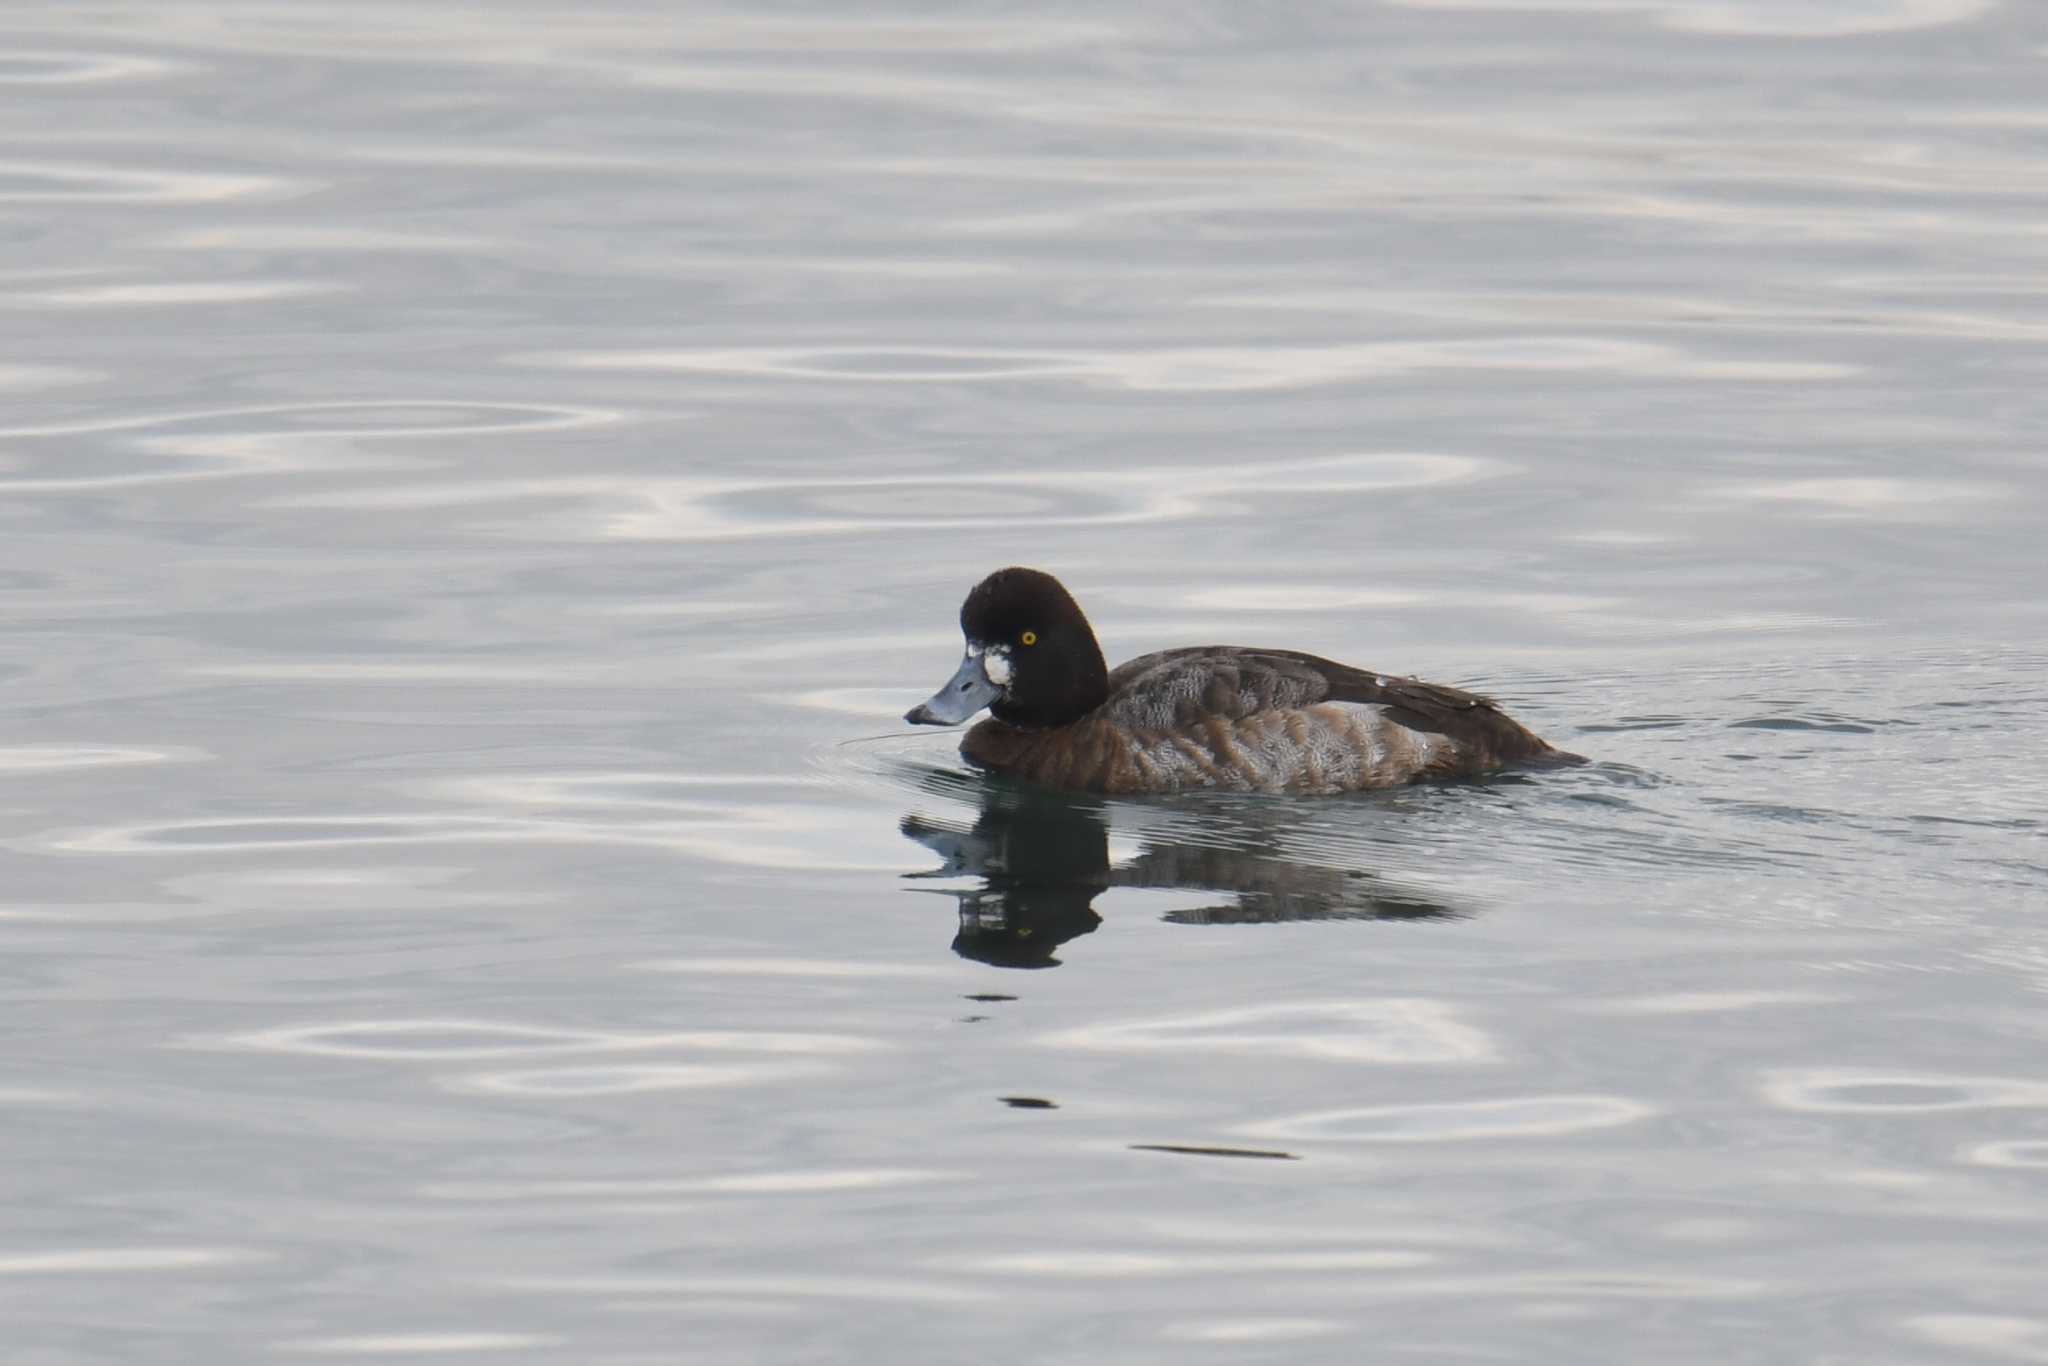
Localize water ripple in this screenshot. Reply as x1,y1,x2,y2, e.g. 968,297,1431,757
456,1061,835,1097
0,399,622,493
1183,585,1623,620
1380,0,1991,36
1959,1141,2048,1170
47,814,550,854
1763,1069,2048,1113
1582,990,1840,1014
273,450,1493,542
1039,1001,1496,1064
57,12,1120,64
643,958,951,979
1162,1319,1346,1344
0,1247,256,1274
0,744,204,774
422,1168,947,1200
43,777,891,870
0,49,189,84
282,1333,559,1356
0,159,292,203
1195,286,2048,344
1904,1314,2048,1363
492,1273,991,1305
0,362,96,391
960,1249,1439,1276
0,400,613,441
1712,476,2000,519
1242,1095,1657,1143
223,1019,879,1062
155,224,490,252
534,335,1851,392
22,279,346,308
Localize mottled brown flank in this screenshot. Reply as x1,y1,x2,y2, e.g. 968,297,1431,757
961,645,1560,796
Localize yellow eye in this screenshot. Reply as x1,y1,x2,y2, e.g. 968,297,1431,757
1020,630,1037,646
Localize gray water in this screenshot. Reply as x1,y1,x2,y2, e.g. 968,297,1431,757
4,2,2047,1361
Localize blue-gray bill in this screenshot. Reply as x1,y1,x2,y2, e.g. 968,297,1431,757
905,651,1003,725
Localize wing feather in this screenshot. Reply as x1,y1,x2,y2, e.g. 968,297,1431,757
1102,646,1509,738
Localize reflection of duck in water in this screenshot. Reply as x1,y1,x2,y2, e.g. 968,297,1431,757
902,781,1461,968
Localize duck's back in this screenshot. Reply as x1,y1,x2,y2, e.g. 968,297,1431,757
963,646,1561,795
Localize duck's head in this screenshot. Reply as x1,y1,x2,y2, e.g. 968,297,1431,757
904,567,1109,730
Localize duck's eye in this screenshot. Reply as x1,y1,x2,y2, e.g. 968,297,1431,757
1020,630,1038,646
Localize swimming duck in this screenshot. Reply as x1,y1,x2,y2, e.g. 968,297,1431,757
904,567,1572,795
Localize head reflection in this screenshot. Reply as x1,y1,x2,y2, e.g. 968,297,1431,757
901,779,1462,968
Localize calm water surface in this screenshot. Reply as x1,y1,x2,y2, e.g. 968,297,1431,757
3,2,2046,1361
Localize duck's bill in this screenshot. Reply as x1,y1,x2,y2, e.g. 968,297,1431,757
898,814,990,875
905,652,1002,725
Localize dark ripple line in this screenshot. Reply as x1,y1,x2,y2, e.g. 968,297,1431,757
1128,1144,1298,1161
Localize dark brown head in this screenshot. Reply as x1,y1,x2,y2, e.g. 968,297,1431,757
904,567,1110,731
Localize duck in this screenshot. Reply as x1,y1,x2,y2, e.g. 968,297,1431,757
903,567,1575,795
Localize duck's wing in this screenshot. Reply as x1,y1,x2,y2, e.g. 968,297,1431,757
1102,646,1506,737
1100,647,1319,729
1302,656,1505,734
